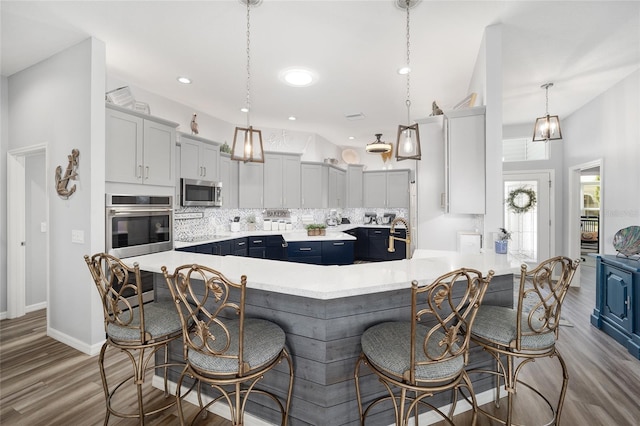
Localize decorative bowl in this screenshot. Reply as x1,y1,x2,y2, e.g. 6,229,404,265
612,225,640,256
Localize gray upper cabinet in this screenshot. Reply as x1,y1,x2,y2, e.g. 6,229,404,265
106,104,178,187
179,132,220,181
238,161,264,208
445,107,485,214
219,153,238,208
363,169,410,208
301,163,326,208
346,165,364,208
328,166,346,208
264,153,301,208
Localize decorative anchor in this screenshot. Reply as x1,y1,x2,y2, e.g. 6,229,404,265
55,149,79,199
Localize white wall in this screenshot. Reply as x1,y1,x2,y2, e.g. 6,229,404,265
563,69,640,254
0,76,8,315
7,38,106,352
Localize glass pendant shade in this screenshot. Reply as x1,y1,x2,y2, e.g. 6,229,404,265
532,114,562,141
396,123,421,160
366,133,392,154
231,125,264,163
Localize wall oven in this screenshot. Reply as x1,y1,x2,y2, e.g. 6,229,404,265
106,194,173,259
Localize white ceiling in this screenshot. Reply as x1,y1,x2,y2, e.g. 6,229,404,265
2,1,639,148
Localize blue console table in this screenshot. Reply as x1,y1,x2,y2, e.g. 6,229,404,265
591,254,640,359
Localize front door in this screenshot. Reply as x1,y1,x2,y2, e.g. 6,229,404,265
503,172,552,263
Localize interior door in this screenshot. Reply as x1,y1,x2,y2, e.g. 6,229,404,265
503,172,552,263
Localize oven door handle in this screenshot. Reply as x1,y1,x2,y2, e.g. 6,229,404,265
109,208,173,215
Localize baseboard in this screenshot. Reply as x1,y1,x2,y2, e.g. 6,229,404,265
152,377,495,426
0,311,7,320
47,326,104,356
26,301,47,313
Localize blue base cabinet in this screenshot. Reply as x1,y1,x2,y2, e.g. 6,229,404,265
591,255,640,359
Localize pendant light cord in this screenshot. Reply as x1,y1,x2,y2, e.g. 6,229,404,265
405,0,412,125
245,0,252,127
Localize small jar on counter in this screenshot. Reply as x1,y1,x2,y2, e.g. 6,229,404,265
263,219,272,231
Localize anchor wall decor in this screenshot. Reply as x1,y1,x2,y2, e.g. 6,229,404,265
55,149,79,199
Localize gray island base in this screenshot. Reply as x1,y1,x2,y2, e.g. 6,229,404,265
127,249,518,425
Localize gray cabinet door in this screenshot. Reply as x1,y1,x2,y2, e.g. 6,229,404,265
264,153,301,208
106,108,143,184
446,107,485,214
328,167,346,208
179,137,201,180
142,120,175,186
238,161,264,208
347,165,364,208
301,163,326,208
219,154,238,208
363,171,386,208
282,155,301,208
386,170,410,208
264,153,283,208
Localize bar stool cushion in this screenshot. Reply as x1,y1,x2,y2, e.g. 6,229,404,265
106,301,182,342
188,318,286,375
361,321,464,381
472,305,556,350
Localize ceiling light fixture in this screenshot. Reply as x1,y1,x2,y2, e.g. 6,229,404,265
177,76,192,84
395,0,421,161
366,133,392,154
288,116,296,121
232,0,264,163
532,82,563,142
280,67,317,87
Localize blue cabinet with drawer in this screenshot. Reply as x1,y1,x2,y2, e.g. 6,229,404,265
287,241,323,265
591,255,640,359
322,240,354,265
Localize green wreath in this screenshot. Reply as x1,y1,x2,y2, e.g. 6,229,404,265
506,187,537,214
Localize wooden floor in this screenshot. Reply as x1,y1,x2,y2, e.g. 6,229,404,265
1,264,639,425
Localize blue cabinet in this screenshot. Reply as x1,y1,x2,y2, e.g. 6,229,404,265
287,241,323,265
231,238,248,257
355,227,407,262
591,255,640,359
322,241,354,265
265,235,286,261
248,236,266,259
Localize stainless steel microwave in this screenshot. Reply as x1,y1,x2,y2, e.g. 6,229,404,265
180,178,223,207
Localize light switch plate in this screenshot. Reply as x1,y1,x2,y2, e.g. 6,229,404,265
71,229,84,244
40,222,47,233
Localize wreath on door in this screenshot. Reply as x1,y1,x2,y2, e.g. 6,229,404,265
506,187,537,214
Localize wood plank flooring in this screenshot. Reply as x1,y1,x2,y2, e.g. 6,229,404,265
1,264,639,425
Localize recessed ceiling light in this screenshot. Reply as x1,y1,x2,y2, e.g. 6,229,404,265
288,116,297,121
348,136,355,140
240,107,249,113
397,66,411,75
279,67,318,87
177,76,192,84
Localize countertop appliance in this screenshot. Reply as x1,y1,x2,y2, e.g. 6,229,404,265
106,194,174,259
181,178,222,207
364,212,377,224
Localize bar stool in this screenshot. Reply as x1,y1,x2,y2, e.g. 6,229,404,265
469,256,580,425
354,268,494,425
84,253,184,425
162,264,294,426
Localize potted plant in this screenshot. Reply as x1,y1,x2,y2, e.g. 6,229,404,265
495,228,511,254
306,223,327,236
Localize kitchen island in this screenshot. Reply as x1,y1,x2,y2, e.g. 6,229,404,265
126,249,520,426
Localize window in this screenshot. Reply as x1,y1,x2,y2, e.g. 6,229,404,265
502,138,548,162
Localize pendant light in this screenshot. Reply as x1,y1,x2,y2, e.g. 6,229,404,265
532,82,563,142
231,0,264,163
395,0,421,161
366,134,392,154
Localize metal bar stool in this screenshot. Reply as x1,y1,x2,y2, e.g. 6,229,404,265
162,263,294,426
84,253,184,425
468,256,580,426
355,268,494,425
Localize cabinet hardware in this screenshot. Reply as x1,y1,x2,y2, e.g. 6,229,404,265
145,166,149,179
299,247,312,251
237,242,245,246
253,240,263,244
138,165,143,178
333,242,345,246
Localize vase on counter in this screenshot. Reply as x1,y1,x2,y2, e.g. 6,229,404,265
495,240,508,254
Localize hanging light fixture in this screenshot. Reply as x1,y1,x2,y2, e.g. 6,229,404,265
395,0,421,161
532,82,563,142
231,0,264,163
366,133,392,154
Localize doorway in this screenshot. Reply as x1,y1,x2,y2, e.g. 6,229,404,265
7,144,49,319
503,171,553,263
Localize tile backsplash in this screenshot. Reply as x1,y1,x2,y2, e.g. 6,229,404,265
174,206,409,241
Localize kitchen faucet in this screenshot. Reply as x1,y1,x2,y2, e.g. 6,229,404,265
388,217,412,259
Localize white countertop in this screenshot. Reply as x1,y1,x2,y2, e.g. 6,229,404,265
125,248,520,300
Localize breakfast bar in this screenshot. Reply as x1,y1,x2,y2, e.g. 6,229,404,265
126,249,520,426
